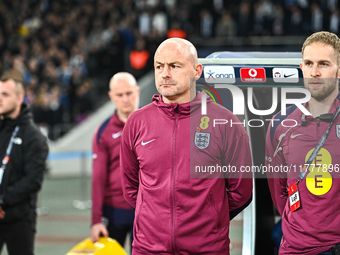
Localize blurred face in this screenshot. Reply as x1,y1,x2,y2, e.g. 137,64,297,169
154,40,202,104
300,42,340,102
108,78,139,116
0,79,23,119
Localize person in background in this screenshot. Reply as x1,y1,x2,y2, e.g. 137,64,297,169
128,37,151,80
90,72,140,249
0,72,49,255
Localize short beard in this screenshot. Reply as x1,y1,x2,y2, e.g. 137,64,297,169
307,72,338,102
1,107,16,119
310,81,337,101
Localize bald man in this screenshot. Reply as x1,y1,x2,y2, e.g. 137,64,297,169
90,72,140,248
0,73,48,255
120,38,253,254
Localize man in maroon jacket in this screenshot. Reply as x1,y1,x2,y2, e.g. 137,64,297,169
266,31,340,254
120,38,253,254
90,72,140,248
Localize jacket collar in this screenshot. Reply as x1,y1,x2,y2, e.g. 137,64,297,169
152,92,207,118
299,92,340,124
111,111,125,128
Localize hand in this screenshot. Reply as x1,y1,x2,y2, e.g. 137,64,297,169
90,223,108,243
0,206,5,219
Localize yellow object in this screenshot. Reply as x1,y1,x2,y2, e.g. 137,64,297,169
18,25,30,36
66,237,128,255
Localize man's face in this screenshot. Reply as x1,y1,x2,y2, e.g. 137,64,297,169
154,41,201,103
0,79,22,118
109,80,139,116
300,42,340,101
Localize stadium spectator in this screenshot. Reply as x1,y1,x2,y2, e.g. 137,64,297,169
128,37,151,80
329,7,340,33
167,20,187,39
200,9,214,38
215,10,237,37
73,78,95,124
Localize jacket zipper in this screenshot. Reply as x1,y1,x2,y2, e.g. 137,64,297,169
171,109,179,254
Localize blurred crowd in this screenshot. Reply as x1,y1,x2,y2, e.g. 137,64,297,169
0,0,338,140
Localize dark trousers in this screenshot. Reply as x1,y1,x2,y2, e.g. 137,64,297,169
0,220,35,255
102,206,134,249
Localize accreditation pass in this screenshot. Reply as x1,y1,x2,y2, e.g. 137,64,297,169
288,182,300,212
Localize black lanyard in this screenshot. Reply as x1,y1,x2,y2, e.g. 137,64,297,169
0,125,20,185
298,104,340,182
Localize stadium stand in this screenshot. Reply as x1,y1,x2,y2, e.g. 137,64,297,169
0,0,339,140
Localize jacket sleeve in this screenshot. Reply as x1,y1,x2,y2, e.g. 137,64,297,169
3,125,48,207
265,124,287,216
91,127,108,225
120,119,139,208
225,131,253,218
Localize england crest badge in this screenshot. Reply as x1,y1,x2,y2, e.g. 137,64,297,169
336,124,340,139
194,132,211,149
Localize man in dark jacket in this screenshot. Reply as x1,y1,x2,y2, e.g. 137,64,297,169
0,72,49,255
